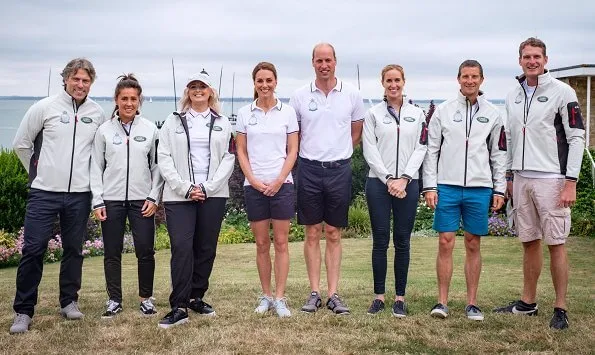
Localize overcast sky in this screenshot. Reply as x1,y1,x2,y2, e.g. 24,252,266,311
0,0,593,100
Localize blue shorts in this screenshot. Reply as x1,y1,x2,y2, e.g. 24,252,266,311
433,184,492,236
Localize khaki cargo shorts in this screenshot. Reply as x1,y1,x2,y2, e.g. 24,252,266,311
511,174,571,245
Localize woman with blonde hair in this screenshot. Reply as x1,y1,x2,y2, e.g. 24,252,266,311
157,70,235,328
362,64,427,317
236,62,298,317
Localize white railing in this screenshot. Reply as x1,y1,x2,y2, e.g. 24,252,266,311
586,147,595,187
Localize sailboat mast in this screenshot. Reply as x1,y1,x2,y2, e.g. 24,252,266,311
47,66,51,97
231,72,235,116
171,58,177,110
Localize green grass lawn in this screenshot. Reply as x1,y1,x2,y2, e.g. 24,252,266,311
0,237,593,354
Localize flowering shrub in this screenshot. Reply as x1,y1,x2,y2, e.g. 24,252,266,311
488,212,517,237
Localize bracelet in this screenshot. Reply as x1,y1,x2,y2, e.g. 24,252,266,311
506,176,514,182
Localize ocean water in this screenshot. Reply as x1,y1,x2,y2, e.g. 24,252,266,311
0,98,505,149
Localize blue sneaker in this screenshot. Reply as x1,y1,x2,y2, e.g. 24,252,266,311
430,303,448,318
465,304,484,321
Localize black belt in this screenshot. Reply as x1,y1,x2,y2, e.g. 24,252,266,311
300,157,350,169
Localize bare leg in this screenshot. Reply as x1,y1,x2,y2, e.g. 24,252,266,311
548,244,568,309
304,224,322,293
521,240,542,304
324,224,342,297
436,232,456,305
252,220,272,297
272,219,290,299
464,232,481,305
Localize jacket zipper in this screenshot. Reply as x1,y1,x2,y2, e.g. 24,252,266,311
520,79,538,170
121,118,133,202
67,100,79,192
463,99,477,186
387,102,402,178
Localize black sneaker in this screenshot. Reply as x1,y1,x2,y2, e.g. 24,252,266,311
493,300,538,316
326,293,350,315
367,299,385,315
158,308,188,329
188,298,216,317
101,300,123,319
550,308,569,330
392,301,407,318
140,298,157,316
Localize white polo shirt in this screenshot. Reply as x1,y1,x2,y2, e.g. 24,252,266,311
187,108,211,184
289,78,365,161
236,98,299,186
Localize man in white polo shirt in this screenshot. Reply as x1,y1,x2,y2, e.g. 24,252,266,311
289,43,365,315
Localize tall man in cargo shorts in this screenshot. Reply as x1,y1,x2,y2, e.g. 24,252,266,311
10,58,106,333
289,43,365,314
494,37,585,330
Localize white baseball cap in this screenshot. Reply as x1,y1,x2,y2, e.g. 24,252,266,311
186,70,213,88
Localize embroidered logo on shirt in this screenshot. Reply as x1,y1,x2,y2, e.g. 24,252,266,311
514,92,523,104
134,136,147,142
537,96,548,102
476,116,489,123
308,99,318,111
206,122,223,131
80,117,93,123
453,110,463,122
112,133,123,145
249,114,258,125
60,111,70,124
403,116,416,122
175,124,185,134
382,114,392,124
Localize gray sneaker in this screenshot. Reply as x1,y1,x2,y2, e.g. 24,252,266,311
60,301,84,320
430,303,449,318
10,313,32,334
326,293,350,315
274,298,292,318
254,296,274,314
466,304,484,321
301,291,322,313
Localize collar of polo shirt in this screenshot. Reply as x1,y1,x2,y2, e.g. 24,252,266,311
310,78,343,93
250,97,283,112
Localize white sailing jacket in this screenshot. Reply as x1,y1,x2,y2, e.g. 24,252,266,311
158,110,235,202
505,71,585,180
423,91,507,195
13,89,106,192
90,113,164,209
363,100,428,183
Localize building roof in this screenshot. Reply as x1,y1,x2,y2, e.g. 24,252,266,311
550,64,595,78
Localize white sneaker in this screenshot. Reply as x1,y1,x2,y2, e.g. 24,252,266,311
140,298,157,316
254,296,274,314
10,313,32,334
60,301,84,320
274,298,291,318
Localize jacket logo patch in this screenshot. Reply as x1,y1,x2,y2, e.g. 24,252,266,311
537,96,548,102
175,124,185,134
112,133,123,145
403,116,416,122
60,111,70,124
134,136,147,142
80,117,93,123
476,116,489,123
453,111,463,122
514,92,523,104
213,126,223,131
382,114,392,124
308,99,318,111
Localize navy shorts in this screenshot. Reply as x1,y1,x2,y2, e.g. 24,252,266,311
296,157,352,228
433,184,493,236
244,183,295,222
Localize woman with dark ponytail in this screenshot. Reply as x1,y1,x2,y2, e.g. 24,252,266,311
90,74,164,318
235,62,299,317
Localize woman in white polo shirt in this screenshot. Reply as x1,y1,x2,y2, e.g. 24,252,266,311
91,74,164,319
362,64,428,317
236,62,299,318
157,70,235,328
